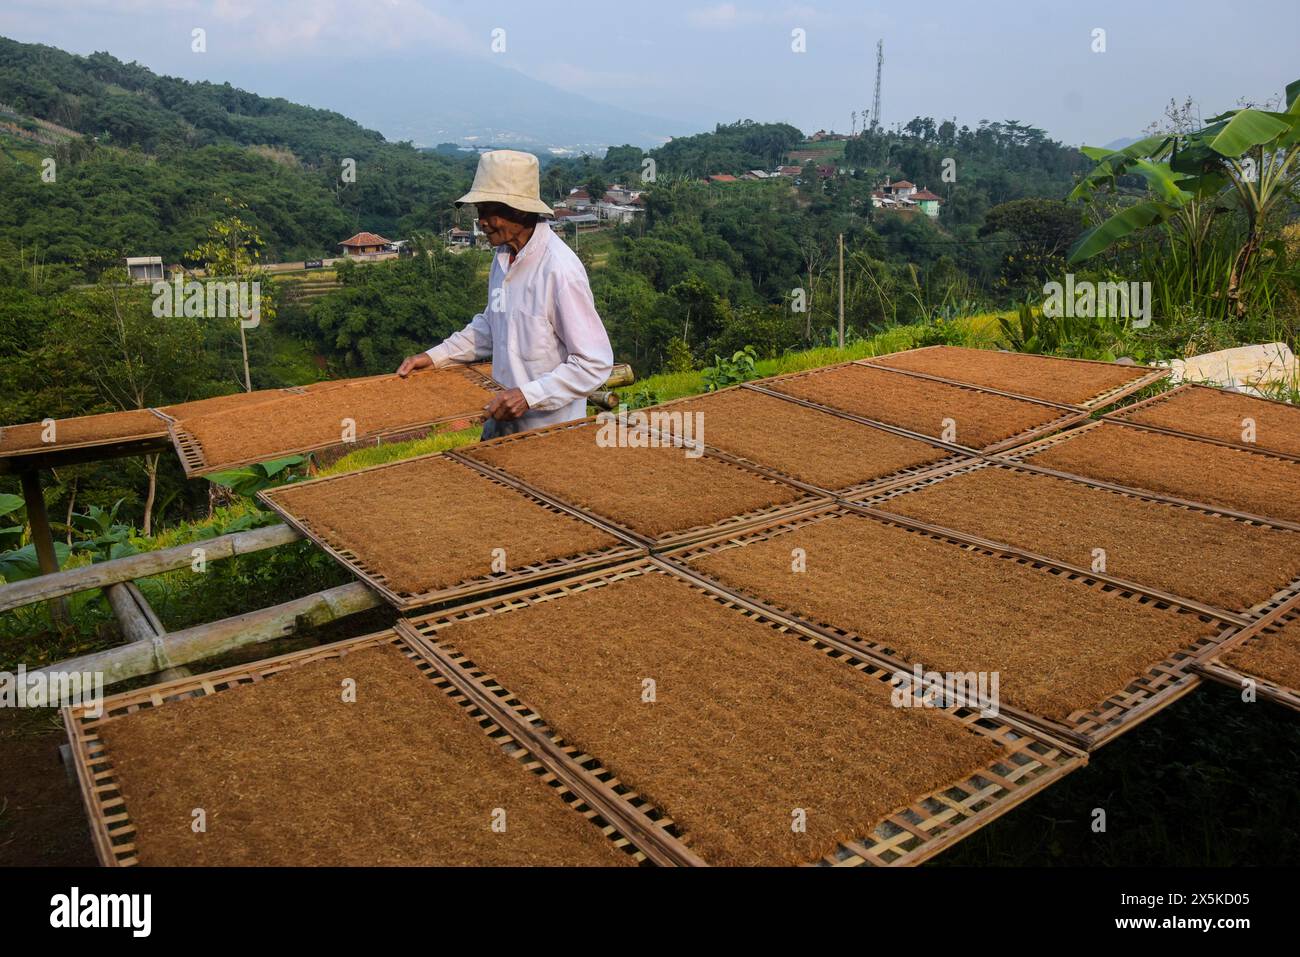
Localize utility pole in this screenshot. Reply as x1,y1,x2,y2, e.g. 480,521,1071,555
838,233,845,349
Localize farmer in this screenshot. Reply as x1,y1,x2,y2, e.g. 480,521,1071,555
396,149,613,437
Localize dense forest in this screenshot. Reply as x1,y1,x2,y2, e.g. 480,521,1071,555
0,37,476,265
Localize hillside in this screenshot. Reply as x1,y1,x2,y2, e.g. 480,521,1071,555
0,36,475,267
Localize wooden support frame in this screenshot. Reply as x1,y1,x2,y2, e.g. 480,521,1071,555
32,580,381,690
63,626,677,867
401,559,1085,866
18,469,68,626
0,523,302,614
659,506,1240,751
1193,592,1300,713
258,452,646,611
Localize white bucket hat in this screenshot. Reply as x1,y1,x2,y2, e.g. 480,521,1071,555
455,149,554,216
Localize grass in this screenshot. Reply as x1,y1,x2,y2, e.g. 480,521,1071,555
625,313,1007,404
319,425,484,476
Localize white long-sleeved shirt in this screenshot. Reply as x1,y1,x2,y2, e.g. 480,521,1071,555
425,222,613,431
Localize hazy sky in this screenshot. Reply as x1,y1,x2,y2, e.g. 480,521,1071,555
2,0,1296,146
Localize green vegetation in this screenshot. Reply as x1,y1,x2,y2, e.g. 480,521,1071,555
0,37,475,269
1067,81,1300,344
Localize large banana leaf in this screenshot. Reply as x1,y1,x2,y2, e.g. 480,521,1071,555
1208,109,1294,157
1068,200,1168,264
1069,135,1172,200
1287,78,1299,111
1129,158,1194,204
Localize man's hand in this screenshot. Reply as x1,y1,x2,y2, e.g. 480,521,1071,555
485,388,530,421
396,353,433,378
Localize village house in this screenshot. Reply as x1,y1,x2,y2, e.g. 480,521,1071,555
910,188,943,218
594,201,642,224
560,188,593,210
603,185,642,204
552,208,601,230
338,231,392,257
445,227,476,248
124,255,165,283
870,178,943,218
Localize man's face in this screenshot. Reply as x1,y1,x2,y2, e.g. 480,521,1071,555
475,202,529,248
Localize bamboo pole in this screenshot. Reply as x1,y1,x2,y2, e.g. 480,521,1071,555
105,581,192,682
105,582,163,643
604,363,635,388
0,523,302,614
838,233,845,349
29,581,381,695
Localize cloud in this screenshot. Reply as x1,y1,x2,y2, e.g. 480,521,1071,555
688,3,742,28
1,0,478,58
686,3,834,29
204,0,476,56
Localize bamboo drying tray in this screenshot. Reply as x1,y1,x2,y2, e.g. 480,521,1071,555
994,419,1300,533
0,409,172,473
168,366,500,478
258,453,644,611
850,456,1300,621
1104,383,1300,462
402,558,1085,866
62,626,678,867
452,417,833,550
1194,592,1300,713
630,384,973,500
744,366,1090,455
660,506,1241,751
864,344,1168,411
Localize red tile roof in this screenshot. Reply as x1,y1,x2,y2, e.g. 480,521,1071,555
339,231,391,248
891,180,915,189
911,189,942,201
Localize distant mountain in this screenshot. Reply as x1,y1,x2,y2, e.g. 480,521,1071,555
1101,134,1146,151
233,54,689,154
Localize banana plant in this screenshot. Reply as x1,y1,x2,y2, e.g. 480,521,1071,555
1069,79,1300,318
